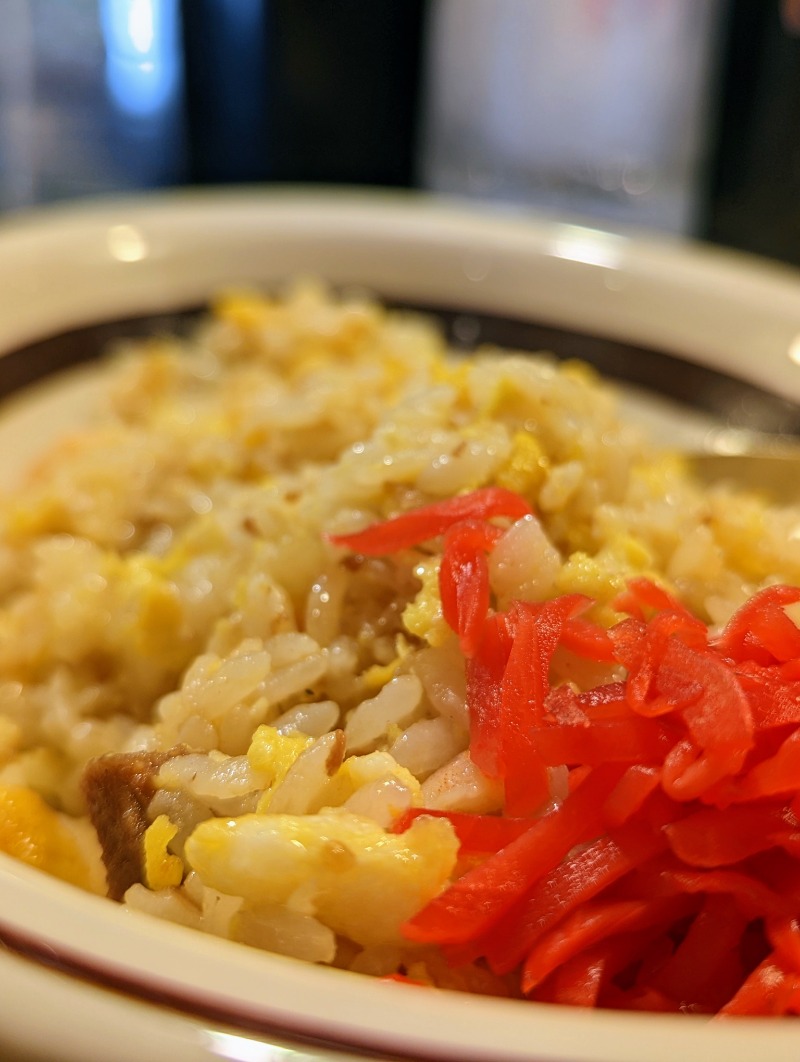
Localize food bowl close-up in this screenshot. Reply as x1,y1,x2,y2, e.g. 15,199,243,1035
1,190,800,1062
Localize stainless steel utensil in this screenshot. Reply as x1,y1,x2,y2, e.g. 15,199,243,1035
688,445,800,503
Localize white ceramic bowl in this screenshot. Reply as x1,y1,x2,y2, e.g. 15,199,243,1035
0,189,799,1062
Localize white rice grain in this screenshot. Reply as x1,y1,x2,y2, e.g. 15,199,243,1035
421,751,504,814
342,776,415,827
258,652,328,709
304,566,348,647
389,717,466,780
236,902,337,963
274,699,340,737
267,731,345,815
489,515,562,607
123,883,202,930
411,644,468,731
158,752,262,801
344,674,423,754
182,645,272,721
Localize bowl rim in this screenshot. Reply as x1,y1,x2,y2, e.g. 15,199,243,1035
0,186,798,375
3,849,800,1062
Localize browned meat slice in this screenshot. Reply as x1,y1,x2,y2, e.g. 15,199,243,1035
81,749,181,901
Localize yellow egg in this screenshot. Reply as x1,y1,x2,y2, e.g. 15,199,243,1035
130,573,184,660
495,430,548,497
556,550,618,600
0,718,20,766
143,814,183,891
363,632,412,692
184,808,458,947
402,560,449,647
479,375,520,419
5,491,68,538
362,657,402,691
432,358,470,395
212,289,273,331
247,725,313,787
0,785,95,890
712,497,773,582
559,358,599,386
321,750,422,808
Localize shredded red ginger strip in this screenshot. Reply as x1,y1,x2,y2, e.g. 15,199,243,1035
326,486,532,555
333,488,800,1014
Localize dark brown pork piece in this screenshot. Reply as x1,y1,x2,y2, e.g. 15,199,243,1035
81,748,181,901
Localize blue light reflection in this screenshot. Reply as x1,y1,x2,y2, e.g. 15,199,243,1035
100,0,183,119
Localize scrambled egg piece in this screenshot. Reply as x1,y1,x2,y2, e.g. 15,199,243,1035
361,636,412,691
212,288,276,332
0,785,98,891
402,559,449,646
184,808,458,947
495,430,548,497
321,750,421,809
118,553,185,662
431,357,470,396
556,535,656,621
248,724,313,790
0,717,19,765
362,658,402,690
559,358,600,386
711,494,776,583
249,719,421,817
143,814,183,891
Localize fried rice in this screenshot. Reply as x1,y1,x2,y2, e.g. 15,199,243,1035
0,280,798,997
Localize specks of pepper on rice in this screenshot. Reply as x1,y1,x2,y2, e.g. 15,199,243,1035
155,632,330,756
7,281,800,976
421,750,504,815
182,808,459,948
388,716,467,782
264,730,346,816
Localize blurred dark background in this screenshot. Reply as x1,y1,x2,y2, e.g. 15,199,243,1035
0,0,798,266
